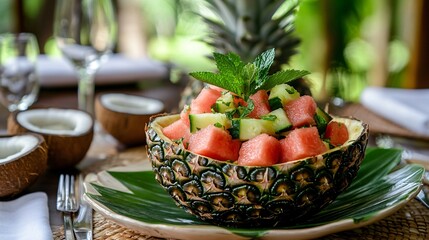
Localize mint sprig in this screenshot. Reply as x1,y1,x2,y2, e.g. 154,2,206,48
189,48,310,102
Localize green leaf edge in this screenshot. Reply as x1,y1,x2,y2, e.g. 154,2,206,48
189,49,310,102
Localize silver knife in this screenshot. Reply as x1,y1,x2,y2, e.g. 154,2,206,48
73,174,93,240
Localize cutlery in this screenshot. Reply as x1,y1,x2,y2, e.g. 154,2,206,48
416,185,429,209
57,174,79,240
73,174,93,240
416,171,429,208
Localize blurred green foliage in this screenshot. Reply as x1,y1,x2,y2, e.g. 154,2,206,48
22,0,43,19
139,0,213,72
0,1,12,33
0,0,412,98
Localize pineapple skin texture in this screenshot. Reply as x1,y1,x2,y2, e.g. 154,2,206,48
146,115,369,227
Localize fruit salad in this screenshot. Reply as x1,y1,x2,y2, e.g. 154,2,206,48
161,49,349,166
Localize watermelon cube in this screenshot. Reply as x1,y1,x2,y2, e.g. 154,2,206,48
324,121,349,146
238,134,281,166
190,87,222,114
233,95,246,107
284,95,317,128
248,90,271,118
188,125,241,161
208,84,225,93
162,119,191,145
279,127,327,162
180,105,191,127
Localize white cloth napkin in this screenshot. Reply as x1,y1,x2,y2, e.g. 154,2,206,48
360,87,429,136
37,54,168,88
0,192,53,240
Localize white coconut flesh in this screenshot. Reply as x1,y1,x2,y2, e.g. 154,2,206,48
0,135,40,164
16,108,93,136
100,93,164,115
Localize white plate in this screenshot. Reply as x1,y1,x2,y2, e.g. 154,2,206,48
84,158,423,240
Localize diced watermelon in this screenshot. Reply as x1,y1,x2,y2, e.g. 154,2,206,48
238,134,281,166
180,105,191,127
162,119,191,145
230,139,242,160
208,84,225,93
190,87,222,114
279,127,327,163
233,95,246,107
324,121,349,146
284,95,317,128
248,90,271,118
188,125,241,161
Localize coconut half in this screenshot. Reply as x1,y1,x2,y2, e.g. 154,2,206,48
7,108,94,169
95,93,164,146
0,133,48,197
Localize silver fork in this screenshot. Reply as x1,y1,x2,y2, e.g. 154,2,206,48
57,174,79,240
73,174,93,240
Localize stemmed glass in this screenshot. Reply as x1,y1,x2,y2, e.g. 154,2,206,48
53,0,117,115
0,33,40,112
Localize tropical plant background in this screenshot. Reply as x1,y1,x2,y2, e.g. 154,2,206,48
0,0,424,101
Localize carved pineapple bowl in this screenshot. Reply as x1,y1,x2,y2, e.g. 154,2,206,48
146,114,369,228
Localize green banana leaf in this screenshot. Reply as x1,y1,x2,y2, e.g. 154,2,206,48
88,147,424,237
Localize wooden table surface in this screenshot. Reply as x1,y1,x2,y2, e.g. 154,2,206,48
2,79,429,239
0,77,187,228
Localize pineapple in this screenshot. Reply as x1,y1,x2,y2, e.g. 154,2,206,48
202,0,301,72
180,0,309,109
160,24,369,227
146,114,369,227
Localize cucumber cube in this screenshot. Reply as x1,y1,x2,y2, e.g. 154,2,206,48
230,118,275,140
268,83,300,110
189,113,230,133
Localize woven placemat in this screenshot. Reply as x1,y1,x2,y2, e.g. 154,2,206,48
52,146,429,240
53,199,429,240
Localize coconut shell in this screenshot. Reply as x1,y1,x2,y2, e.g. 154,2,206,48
95,94,164,146
7,109,94,169
0,133,48,197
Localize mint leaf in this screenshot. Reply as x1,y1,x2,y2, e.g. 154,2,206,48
254,48,275,80
259,69,310,91
225,109,237,120
226,52,244,70
189,72,220,85
286,87,297,95
261,115,277,121
189,72,241,96
252,48,275,91
239,99,254,118
189,49,311,115
240,63,257,100
213,52,243,76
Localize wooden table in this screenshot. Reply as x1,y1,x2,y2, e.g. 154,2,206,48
0,77,188,228
2,80,429,239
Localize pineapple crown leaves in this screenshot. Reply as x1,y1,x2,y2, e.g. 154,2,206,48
189,48,310,102
201,0,301,69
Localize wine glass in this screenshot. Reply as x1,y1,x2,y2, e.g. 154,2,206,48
53,0,117,115
0,33,40,112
